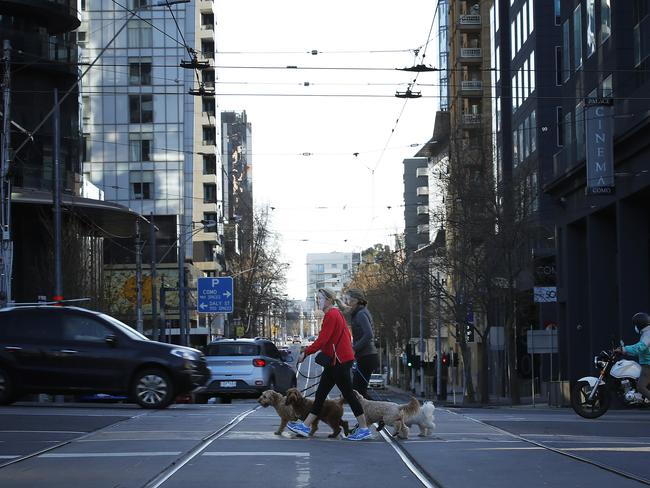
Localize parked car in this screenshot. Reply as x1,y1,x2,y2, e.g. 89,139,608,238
194,338,296,403
292,335,302,345
0,306,210,409
368,373,386,390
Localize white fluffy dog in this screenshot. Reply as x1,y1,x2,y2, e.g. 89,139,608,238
403,401,435,436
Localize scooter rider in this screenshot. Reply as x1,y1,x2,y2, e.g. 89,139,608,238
616,312,650,402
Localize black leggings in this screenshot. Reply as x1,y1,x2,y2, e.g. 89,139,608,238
311,360,364,418
353,354,379,399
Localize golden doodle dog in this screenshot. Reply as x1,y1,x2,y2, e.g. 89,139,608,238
257,389,299,435
352,390,420,439
284,387,350,438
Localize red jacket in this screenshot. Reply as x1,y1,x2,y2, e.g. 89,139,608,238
304,308,354,365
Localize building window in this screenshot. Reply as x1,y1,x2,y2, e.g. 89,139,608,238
512,75,518,110
202,69,215,88
203,212,218,232
511,20,516,59
600,0,611,44
556,107,563,146
530,110,537,153
82,133,90,162
201,39,215,59
417,224,429,235
129,58,152,85
563,111,573,156
201,12,215,29
523,117,530,159
77,31,87,48
417,205,428,215
602,74,613,97
573,5,582,70
203,154,216,174
554,0,561,25
130,171,153,200
202,125,216,145
529,51,535,92
131,0,149,7
513,129,519,166
416,186,429,196
416,167,428,177
129,94,153,123
202,97,216,116
528,0,534,34
203,183,217,203
555,46,562,85
562,20,570,81
633,0,649,66
82,95,90,122
127,20,152,48
129,133,152,161
587,0,596,57
523,60,529,99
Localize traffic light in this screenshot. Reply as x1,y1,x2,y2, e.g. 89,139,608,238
466,323,475,343
441,353,448,367
406,344,413,368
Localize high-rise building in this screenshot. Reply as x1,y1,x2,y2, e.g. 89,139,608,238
80,0,223,342
403,158,430,257
305,252,360,311
546,0,650,383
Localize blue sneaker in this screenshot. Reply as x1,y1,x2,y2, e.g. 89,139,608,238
287,421,311,437
346,427,372,441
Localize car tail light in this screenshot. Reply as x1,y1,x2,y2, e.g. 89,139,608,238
252,358,266,367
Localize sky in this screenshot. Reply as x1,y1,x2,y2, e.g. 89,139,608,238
213,1,441,300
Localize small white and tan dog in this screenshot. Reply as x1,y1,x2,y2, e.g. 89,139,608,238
352,390,420,439
403,401,435,437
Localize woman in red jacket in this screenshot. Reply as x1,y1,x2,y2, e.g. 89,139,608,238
288,288,371,441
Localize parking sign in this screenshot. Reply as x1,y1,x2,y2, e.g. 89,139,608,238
197,277,233,313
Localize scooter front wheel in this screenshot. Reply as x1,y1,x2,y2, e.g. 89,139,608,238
571,380,610,419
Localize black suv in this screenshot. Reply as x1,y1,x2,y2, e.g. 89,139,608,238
0,306,210,409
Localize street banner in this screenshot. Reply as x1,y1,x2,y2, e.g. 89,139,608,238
585,98,614,195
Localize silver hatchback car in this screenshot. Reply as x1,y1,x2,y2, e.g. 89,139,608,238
194,338,296,403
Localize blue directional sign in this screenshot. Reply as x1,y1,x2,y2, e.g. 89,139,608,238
197,277,233,313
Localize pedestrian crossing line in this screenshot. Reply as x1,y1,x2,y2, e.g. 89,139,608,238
41,452,183,458
202,452,310,457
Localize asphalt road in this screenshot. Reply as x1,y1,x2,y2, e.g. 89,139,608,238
0,349,648,487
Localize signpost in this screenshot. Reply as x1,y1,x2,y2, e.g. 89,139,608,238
197,277,233,314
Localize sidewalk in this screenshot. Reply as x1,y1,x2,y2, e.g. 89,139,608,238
380,383,563,410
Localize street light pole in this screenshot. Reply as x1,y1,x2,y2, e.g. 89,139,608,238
436,273,442,400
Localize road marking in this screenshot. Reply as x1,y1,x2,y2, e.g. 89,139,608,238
203,452,309,457
379,429,442,488
40,452,182,458
0,430,86,434
142,407,259,488
0,456,19,459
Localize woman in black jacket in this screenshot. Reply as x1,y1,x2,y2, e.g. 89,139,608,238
345,289,379,399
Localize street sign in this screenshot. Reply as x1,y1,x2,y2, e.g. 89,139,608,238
197,277,233,313
534,286,557,303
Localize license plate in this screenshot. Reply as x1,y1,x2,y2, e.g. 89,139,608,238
220,381,237,388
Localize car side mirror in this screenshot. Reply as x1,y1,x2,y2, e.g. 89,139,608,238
105,334,117,346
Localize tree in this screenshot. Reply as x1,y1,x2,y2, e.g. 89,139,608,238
227,206,288,338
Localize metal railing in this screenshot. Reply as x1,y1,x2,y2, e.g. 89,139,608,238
461,113,482,125
460,80,482,91
459,14,481,25
460,47,482,58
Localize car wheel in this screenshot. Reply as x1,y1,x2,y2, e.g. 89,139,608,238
131,368,174,409
0,367,15,405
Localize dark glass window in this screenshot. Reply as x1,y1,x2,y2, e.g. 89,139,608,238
206,343,260,356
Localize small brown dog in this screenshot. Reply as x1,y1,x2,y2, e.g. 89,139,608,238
257,390,299,435
284,387,350,438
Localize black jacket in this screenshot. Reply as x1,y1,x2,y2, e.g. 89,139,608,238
350,306,378,358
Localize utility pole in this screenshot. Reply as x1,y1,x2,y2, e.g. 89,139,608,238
150,213,158,340
178,218,187,345
0,40,12,307
135,219,143,333
419,287,425,398
53,89,62,303
436,273,442,399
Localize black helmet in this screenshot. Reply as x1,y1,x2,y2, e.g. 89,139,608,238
632,312,650,334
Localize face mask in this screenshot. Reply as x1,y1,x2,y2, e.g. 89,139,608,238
318,293,328,311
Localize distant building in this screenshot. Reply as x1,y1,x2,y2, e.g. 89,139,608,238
403,158,430,257
305,252,360,310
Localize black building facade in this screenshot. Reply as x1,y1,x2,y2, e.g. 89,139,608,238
545,0,650,382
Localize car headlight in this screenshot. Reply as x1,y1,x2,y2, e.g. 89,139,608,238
171,348,200,360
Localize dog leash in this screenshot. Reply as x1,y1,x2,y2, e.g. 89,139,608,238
295,360,321,396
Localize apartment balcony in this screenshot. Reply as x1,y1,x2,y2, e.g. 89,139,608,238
458,14,481,29
459,80,482,95
0,0,80,33
460,113,482,127
459,47,482,63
